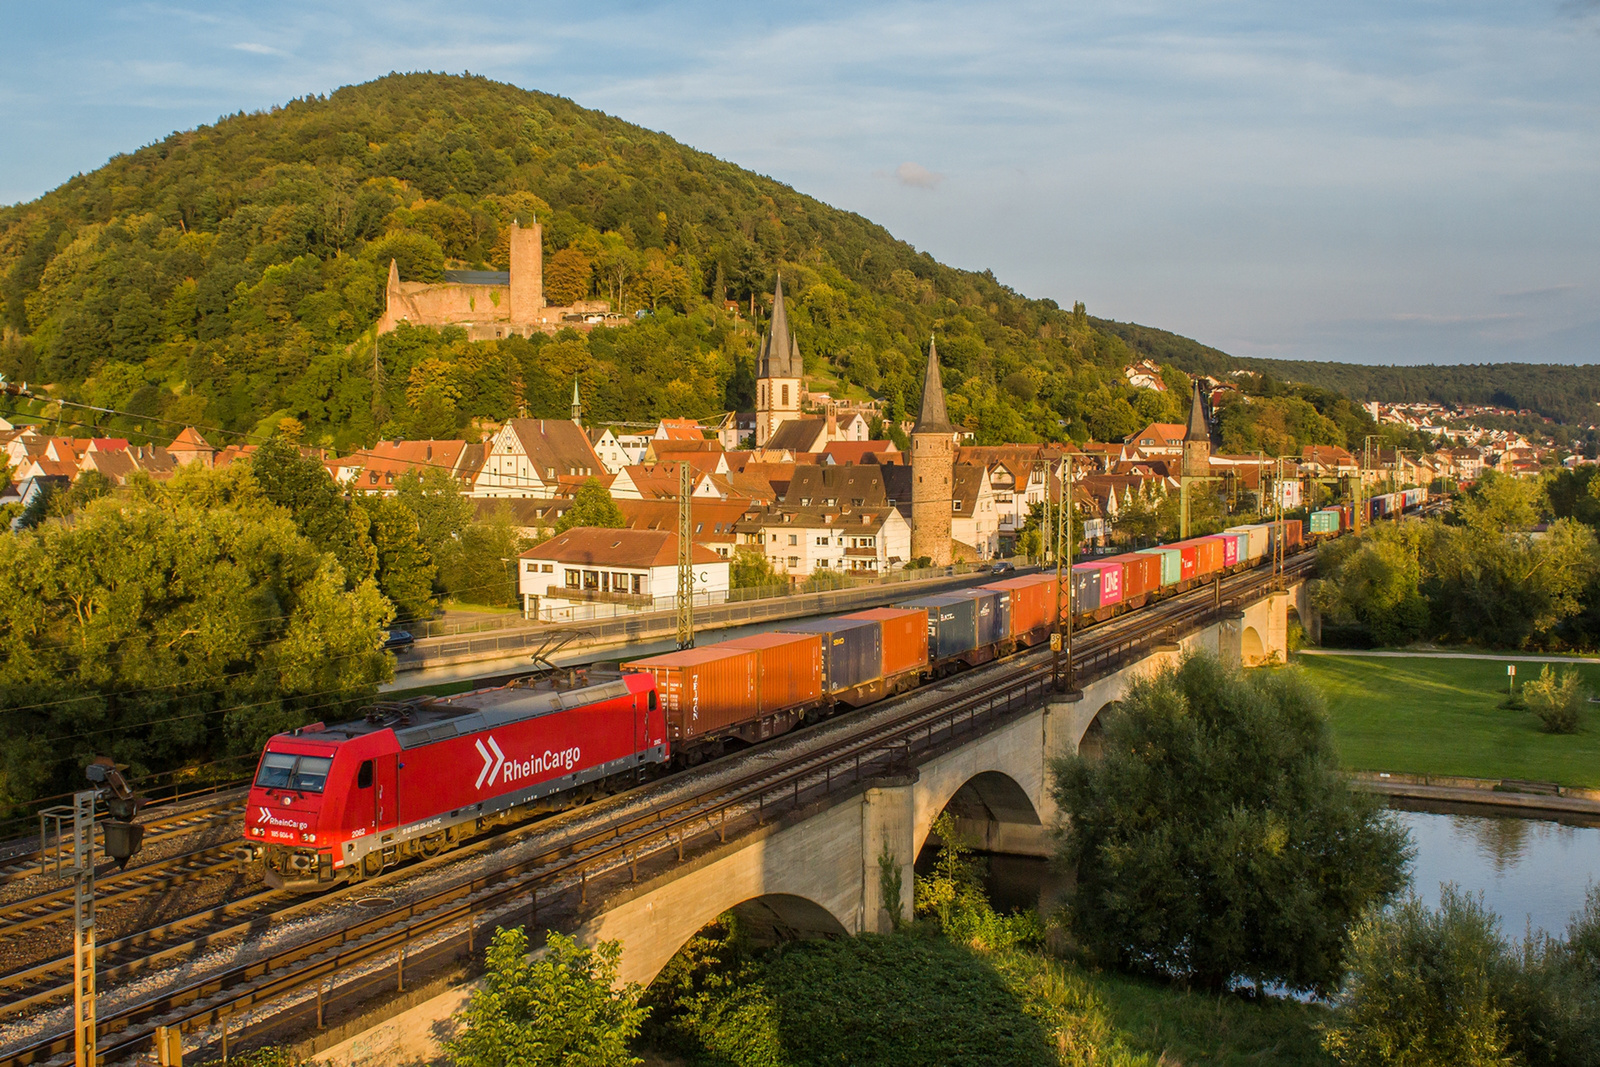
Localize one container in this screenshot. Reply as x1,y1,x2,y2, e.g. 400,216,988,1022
843,607,930,679
781,617,883,693
718,630,824,715
1075,560,1124,607
1187,537,1224,577
1218,534,1241,567
621,645,759,742
1070,564,1103,612
1100,553,1162,601
984,576,1053,637
1309,509,1341,535
1137,547,1184,587
1176,543,1199,582
1223,530,1249,562
951,588,1009,647
1282,519,1303,550
1224,525,1270,562
900,594,979,660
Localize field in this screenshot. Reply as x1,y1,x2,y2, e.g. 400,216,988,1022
1293,654,1600,788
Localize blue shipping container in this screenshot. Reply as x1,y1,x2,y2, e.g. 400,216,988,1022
779,617,882,693
898,595,979,660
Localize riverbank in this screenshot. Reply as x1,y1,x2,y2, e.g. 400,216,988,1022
1293,653,1600,788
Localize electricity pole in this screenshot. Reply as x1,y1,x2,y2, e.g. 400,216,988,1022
676,461,694,649
1052,457,1075,693
72,790,95,1067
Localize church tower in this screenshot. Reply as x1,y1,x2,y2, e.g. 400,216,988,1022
755,275,802,447
571,378,583,426
1182,377,1211,479
910,338,955,566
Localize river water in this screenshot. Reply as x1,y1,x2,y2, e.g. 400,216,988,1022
1392,804,1600,940
983,804,1600,942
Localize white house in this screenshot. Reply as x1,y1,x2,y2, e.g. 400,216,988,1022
472,418,605,499
744,506,911,577
517,527,730,622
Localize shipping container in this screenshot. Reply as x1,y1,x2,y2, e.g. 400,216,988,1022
843,607,930,678
1283,519,1303,551
1071,564,1103,612
899,594,979,660
718,630,825,715
1309,509,1341,534
1186,537,1224,577
1100,553,1162,601
984,576,1055,637
780,617,883,693
1219,533,1241,567
1075,560,1124,607
951,588,1009,646
1137,546,1184,587
621,646,759,742
1224,525,1270,562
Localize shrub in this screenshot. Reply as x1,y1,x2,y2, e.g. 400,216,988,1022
1523,665,1586,734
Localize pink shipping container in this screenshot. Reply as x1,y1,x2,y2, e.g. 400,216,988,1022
621,646,759,742
718,630,825,715
1098,553,1162,601
1077,560,1125,606
1219,534,1240,567
843,607,930,678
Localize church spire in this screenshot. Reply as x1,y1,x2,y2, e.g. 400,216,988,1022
757,274,800,379
571,377,583,425
1184,377,1209,443
913,337,954,435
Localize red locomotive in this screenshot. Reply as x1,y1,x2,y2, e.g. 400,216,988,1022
244,672,662,890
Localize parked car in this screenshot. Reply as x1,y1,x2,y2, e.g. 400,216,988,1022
990,560,1016,574
382,629,414,651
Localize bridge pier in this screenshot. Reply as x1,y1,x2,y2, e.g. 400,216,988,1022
862,776,919,933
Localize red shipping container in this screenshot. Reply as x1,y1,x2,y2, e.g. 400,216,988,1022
1099,553,1161,600
1189,537,1224,575
1284,519,1303,550
1177,544,1198,581
621,646,759,742
719,630,824,715
983,577,1053,637
844,607,930,678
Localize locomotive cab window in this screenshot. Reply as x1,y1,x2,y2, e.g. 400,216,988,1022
357,760,374,789
255,752,334,793
648,690,658,711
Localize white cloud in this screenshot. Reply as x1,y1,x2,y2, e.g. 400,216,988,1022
892,161,942,189
231,42,284,56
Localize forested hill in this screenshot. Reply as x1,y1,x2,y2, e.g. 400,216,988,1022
2,71,1384,454
1096,319,1600,427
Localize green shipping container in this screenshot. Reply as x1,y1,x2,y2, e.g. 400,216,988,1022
1136,547,1183,588
1310,509,1341,534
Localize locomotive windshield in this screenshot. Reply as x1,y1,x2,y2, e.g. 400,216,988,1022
255,752,334,793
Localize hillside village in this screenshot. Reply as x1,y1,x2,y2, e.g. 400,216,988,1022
3,271,1559,626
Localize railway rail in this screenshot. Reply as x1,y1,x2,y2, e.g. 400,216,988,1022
0,554,1312,1067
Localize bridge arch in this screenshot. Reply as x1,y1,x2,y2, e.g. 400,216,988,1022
914,768,1044,860
1241,625,1266,666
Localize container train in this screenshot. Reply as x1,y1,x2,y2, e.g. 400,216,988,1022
243,496,1430,890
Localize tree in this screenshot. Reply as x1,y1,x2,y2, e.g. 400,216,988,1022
445,927,646,1067
1323,887,1517,1067
1523,664,1586,734
544,245,593,306
1052,653,1411,994
394,467,475,559
553,477,624,535
250,435,377,589
438,504,525,607
361,495,438,623
729,545,778,589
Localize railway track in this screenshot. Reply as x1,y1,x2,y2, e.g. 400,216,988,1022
0,556,1312,1067
0,793,247,886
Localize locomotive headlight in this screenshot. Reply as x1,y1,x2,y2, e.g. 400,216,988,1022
250,828,265,837
301,832,317,843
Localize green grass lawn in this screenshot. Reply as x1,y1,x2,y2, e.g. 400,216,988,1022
1293,654,1600,788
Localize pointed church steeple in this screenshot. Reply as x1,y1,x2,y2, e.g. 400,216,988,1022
757,274,800,379
913,337,954,435
1184,378,1209,443
571,378,583,425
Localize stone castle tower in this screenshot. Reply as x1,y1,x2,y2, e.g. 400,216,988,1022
910,337,955,566
755,275,802,447
508,219,544,322
1182,377,1211,479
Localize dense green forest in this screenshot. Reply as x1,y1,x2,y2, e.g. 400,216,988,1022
0,71,1405,457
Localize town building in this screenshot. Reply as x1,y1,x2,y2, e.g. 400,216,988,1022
471,418,606,499
516,527,729,622
1181,379,1212,479
909,338,956,566
755,276,803,447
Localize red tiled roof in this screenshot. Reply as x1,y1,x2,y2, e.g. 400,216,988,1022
520,527,722,568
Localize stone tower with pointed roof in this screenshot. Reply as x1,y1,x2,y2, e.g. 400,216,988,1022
911,338,955,566
571,378,584,426
755,275,803,447
1182,378,1211,479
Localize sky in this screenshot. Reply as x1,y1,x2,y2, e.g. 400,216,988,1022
1,1,1597,366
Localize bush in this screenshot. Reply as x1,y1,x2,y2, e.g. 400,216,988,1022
1053,653,1411,995
1324,886,1600,1067
1524,665,1586,734
915,812,1044,953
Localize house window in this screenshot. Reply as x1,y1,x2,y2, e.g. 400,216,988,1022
954,501,963,511
565,570,580,588
543,564,554,573
816,536,829,545
787,556,800,568
788,534,798,546
781,384,790,406
613,571,630,589
525,562,537,573
583,570,600,590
